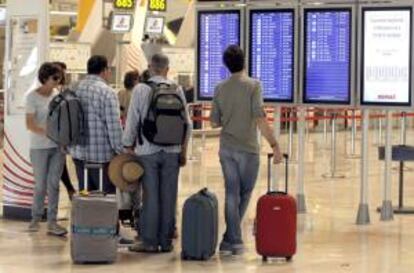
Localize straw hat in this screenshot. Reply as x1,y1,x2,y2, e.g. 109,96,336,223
109,154,144,191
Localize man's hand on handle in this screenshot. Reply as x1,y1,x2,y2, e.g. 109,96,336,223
272,146,283,164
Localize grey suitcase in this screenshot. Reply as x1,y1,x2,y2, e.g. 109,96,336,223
181,188,218,260
71,164,118,264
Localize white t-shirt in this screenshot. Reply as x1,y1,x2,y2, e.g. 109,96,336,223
25,89,58,149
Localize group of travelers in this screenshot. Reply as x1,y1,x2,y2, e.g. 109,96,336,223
24,45,282,255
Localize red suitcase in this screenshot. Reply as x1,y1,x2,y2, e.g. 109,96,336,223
255,153,297,262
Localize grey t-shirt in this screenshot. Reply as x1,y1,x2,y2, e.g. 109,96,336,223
25,89,58,149
210,73,266,154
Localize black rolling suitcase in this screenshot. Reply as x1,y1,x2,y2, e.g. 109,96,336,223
181,188,218,260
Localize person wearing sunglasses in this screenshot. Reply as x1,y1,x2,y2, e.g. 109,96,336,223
26,62,67,236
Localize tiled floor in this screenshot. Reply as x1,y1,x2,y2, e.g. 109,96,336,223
1,127,414,273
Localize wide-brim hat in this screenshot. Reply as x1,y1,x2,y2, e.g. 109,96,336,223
109,154,144,192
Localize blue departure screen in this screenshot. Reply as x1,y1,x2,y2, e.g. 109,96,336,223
304,9,351,104
197,10,240,100
250,10,294,102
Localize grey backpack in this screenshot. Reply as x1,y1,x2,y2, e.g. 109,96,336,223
47,89,85,146
138,82,187,146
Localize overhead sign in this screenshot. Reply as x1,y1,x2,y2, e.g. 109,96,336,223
361,7,412,107
144,16,165,34
113,0,136,10
111,13,133,33
148,0,167,12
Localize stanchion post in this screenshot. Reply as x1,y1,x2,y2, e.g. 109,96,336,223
356,110,370,225
378,112,383,146
380,110,394,221
297,107,306,213
187,104,196,161
323,110,328,143
201,103,206,148
323,112,345,179
288,110,294,160
400,112,407,145
351,110,356,155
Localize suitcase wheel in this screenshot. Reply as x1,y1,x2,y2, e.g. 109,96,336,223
262,256,268,262
286,256,292,262
181,252,188,260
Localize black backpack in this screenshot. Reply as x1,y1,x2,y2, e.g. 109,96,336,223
138,82,187,146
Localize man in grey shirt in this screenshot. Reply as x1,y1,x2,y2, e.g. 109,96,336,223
210,45,283,255
124,53,191,253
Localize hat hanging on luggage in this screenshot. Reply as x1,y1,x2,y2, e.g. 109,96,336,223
108,154,144,191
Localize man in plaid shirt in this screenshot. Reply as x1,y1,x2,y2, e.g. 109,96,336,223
70,55,123,194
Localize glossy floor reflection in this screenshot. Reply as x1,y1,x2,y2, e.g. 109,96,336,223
1,128,414,273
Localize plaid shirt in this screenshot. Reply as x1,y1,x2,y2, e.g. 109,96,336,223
123,76,191,156
70,75,123,163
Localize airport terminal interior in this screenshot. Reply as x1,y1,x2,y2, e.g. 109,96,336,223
1,0,414,272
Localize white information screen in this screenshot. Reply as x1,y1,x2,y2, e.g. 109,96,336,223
362,8,412,106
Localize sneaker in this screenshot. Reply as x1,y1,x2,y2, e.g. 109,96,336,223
118,236,135,247
160,245,174,253
28,220,40,232
219,241,233,256
47,222,68,236
231,244,245,256
68,190,76,201
129,242,159,253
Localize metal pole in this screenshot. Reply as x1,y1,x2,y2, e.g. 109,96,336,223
297,107,306,213
401,112,407,145
331,114,337,175
115,34,123,89
323,113,345,179
187,104,196,161
380,110,394,221
351,110,356,155
378,112,383,146
356,110,370,225
201,103,206,148
323,110,328,143
288,111,294,160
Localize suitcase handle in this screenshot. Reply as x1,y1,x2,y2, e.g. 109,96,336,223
267,153,289,194
81,163,106,195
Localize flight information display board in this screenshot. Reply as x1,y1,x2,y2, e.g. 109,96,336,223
361,7,412,107
303,8,352,105
197,10,241,100
249,9,295,103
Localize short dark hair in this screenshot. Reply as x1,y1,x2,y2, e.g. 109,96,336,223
87,55,108,75
52,62,67,85
140,69,151,82
123,70,140,90
223,45,245,73
53,61,67,71
38,62,61,84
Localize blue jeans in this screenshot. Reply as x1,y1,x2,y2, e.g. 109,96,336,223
30,148,65,223
219,147,260,245
138,151,180,248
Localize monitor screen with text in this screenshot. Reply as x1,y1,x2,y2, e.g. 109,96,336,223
249,9,295,103
303,8,352,104
361,7,412,106
197,10,241,100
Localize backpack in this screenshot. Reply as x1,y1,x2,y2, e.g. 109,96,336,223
47,89,85,146
138,82,187,146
